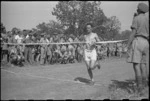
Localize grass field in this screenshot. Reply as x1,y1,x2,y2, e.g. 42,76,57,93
1,57,149,100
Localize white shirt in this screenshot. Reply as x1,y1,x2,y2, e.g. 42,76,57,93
15,35,23,43
26,34,29,39
14,35,19,40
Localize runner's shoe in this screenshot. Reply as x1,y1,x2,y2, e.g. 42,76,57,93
88,80,95,85
96,61,101,69
97,63,101,69
88,79,95,85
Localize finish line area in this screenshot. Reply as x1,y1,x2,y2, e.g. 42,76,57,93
1,57,134,100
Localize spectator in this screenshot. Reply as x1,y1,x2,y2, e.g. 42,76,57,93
40,33,49,65
126,3,149,92
1,33,9,64
24,31,33,65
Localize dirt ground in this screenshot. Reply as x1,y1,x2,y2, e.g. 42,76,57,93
1,57,147,100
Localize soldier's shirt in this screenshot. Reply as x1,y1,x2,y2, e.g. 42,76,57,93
131,13,149,38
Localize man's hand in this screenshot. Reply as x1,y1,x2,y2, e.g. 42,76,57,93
90,41,96,46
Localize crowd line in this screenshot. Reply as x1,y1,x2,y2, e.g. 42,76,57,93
1,30,127,67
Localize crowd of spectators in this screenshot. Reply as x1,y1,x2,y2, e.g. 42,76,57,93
1,29,127,67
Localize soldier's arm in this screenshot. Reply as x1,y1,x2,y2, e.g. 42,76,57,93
127,16,137,49
127,29,136,48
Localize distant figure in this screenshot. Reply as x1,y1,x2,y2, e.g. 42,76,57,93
40,33,49,65
24,32,33,65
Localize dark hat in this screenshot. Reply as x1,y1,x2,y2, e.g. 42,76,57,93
47,34,51,37
41,33,45,36
28,34,32,36
28,32,33,36
85,22,94,27
53,32,58,35
27,30,32,35
137,3,149,13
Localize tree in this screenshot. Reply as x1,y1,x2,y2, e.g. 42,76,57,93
36,22,48,34
47,20,64,35
120,30,132,40
103,16,121,40
36,20,64,36
113,29,131,40
52,1,107,36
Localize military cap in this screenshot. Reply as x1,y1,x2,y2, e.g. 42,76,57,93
137,3,149,13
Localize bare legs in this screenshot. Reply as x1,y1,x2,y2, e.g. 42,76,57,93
85,60,100,82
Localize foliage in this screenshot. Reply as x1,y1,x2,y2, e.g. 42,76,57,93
36,20,64,36
4,1,124,40
52,1,109,36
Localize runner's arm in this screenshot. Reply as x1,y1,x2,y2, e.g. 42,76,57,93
95,33,101,42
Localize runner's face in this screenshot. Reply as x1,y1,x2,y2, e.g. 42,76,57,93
86,25,92,33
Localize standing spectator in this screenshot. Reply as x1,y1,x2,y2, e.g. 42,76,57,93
46,35,52,64
126,3,149,92
7,31,13,64
8,31,17,66
40,33,49,65
106,44,110,58
1,33,9,64
30,34,36,65
16,31,24,59
24,31,33,65
44,34,50,64
15,31,23,43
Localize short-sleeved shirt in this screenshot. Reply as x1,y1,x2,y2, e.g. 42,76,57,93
131,13,149,38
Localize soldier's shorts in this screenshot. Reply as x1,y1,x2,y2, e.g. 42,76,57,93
84,48,97,61
127,36,149,64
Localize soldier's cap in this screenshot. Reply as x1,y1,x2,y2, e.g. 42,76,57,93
85,22,94,27
137,3,149,13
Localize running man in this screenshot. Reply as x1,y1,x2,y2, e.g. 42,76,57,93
83,22,101,85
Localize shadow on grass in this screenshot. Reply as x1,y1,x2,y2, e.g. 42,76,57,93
74,77,91,84
108,79,136,94
108,79,149,100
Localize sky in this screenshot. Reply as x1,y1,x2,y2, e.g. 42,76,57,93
1,1,149,32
